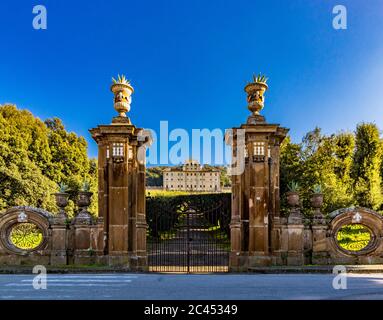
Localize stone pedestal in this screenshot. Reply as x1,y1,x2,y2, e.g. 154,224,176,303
285,208,304,265
50,215,68,265
72,218,94,265
303,219,313,265
271,216,288,265
312,224,329,265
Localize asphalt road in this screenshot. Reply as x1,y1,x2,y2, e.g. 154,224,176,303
1,273,383,300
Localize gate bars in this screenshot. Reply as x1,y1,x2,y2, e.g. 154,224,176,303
146,194,231,273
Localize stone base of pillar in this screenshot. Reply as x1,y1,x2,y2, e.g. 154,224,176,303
312,252,330,265
107,254,130,267
286,223,305,266
129,254,149,271
271,217,288,265
248,255,272,267
50,250,67,265
230,253,273,270
312,224,329,264
73,249,97,265
287,253,304,266
135,255,148,271
271,251,288,266
229,252,248,272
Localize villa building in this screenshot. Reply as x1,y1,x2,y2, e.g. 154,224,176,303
163,160,221,192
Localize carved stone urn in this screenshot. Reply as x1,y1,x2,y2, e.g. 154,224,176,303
77,191,93,211
110,74,134,124
311,193,325,224
286,191,300,207
245,74,268,124
72,191,93,224
311,193,324,209
54,192,69,217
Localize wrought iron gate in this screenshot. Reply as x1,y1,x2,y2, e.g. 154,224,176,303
146,194,231,273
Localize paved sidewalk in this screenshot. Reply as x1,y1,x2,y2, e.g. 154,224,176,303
248,265,383,274
1,265,383,274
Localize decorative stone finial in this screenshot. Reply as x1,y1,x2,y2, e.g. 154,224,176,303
244,74,268,124
110,74,134,124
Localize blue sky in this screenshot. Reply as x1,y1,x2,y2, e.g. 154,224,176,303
1,0,383,164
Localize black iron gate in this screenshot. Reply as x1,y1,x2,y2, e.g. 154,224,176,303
146,194,231,273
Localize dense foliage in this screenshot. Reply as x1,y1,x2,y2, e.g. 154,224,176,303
0,104,97,216
280,124,383,215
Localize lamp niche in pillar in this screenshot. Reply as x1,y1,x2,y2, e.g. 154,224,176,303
89,75,150,269
227,74,288,270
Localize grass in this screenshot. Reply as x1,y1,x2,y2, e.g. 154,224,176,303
337,224,372,252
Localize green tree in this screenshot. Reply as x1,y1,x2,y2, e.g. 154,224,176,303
0,104,98,216
44,118,90,182
351,123,383,210
280,135,302,195
146,167,164,186
280,136,302,215
0,105,57,211
280,129,355,215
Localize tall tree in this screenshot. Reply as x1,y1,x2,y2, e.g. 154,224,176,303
0,104,98,216
351,123,383,210
280,129,355,214
0,105,56,211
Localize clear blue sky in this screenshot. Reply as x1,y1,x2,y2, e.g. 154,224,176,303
1,0,383,164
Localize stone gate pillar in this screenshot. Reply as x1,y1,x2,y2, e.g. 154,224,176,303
226,75,288,270
90,75,150,269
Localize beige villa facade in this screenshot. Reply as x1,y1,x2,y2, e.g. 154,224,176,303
163,160,221,192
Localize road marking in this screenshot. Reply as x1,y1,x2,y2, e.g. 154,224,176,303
44,275,138,278
3,276,134,288
20,279,133,283
6,283,130,287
